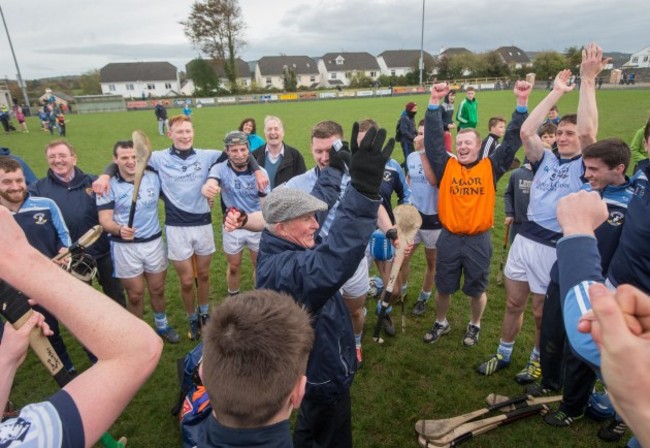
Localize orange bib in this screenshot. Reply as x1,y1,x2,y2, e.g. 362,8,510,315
438,158,495,234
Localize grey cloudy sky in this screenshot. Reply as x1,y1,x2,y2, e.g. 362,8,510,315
0,0,646,80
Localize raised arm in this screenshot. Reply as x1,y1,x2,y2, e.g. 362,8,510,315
520,70,574,163
424,83,452,184
0,207,163,447
577,43,610,149
491,81,530,181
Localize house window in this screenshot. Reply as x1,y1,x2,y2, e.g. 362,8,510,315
644,56,649,62
345,72,352,79
370,71,376,78
108,84,116,91
330,73,337,80
126,84,134,91
310,75,316,82
147,83,155,90
335,56,344,65
265,77,272,86
391,70,396,76
165,83,172,89
632,57,639,63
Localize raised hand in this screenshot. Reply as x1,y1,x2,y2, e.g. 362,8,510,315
429,83,450,105
349,122,394,198
580,43,611,80
553,69,576,95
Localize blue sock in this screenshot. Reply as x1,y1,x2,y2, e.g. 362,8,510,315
497,340,514,362
418,290,432,302
530,347,540,362
198,304,209,315
188,312,198,323
401,282,408,295
154,312,168,330
355,333,362,347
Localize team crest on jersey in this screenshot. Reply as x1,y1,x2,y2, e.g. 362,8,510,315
33,213,48,225
383,170,391,182
607,211,624,226
0,417,31,446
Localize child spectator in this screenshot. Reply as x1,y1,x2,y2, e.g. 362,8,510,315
480,116,507,159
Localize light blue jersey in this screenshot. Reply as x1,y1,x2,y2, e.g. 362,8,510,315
406,151,439,217
524,150,585,241
208,162,270,213
148,148,223,226
96,171,162,241
285,167,350,237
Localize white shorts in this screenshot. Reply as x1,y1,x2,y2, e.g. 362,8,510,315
340,257,369,298
414,228,441,249
166,224,216,261
222,227,261,255
504,234,557,294
111,237,168,278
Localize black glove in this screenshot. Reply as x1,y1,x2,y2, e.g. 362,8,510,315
349,122,395,198
328,142,351,174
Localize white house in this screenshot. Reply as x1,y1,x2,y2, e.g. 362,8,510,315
494,46,532,70
184,58,252,94
99,62,180,98
623,46,650,68
255,56,320,90
377,50,434,77
318,52,380,87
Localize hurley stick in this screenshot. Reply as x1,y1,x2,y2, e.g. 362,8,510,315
423,404,547,446
127,130,153,228
485,393,562,412
416,392,544,439
52,225,103,262
0,280,127,447
372,204,422,343
418,423,500,447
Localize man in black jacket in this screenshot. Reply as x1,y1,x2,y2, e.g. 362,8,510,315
252,115,306,189
30,140,125,307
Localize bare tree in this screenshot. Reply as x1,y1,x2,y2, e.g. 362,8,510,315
181,0,245,93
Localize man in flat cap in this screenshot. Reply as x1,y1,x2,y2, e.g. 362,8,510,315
255,123,394,448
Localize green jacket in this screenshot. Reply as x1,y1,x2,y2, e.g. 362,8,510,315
456,97,478,129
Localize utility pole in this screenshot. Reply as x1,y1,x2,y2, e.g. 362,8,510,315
0,4,30,108
419,0,426,86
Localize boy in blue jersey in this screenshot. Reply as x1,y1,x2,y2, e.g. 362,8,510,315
97,140,180,344
202,131,270,296
94,115,268,340
478,44,607,382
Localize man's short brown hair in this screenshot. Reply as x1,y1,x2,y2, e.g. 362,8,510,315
311,120,343,140
0,156,22,173
582,138,631,171
558,113,577,127
202,289,314,427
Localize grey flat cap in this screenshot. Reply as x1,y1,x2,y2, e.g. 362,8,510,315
262,188,328,224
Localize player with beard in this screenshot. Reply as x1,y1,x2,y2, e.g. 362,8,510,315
0,156,76,372
202,131,270,296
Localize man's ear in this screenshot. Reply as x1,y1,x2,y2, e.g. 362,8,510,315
615,163,626,176
289,375,307,410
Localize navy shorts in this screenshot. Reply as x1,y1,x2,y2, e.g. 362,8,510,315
435,228,492,297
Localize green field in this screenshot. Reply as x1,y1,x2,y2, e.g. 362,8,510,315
4,88,650,447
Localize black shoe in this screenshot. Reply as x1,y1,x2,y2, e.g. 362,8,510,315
598,418,627,442
411,300,427,316
382,314,396,337
526,382,557,397
543,409,583,427
200,313,209,327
